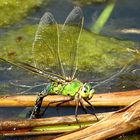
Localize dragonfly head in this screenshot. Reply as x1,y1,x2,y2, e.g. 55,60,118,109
81,83,95,100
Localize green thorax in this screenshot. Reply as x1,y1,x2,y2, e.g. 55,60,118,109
48,79,83,97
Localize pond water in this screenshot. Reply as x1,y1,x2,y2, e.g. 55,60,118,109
0,0,140,139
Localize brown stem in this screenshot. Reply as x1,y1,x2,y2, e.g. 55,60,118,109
0,89,140,107
54,100,140,140
0,113,105,131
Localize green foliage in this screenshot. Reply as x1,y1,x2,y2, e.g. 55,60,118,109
0,0,44,27
73,0,107,5
91,0,116,33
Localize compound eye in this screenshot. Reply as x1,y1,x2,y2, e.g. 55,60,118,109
84,89,87,93
83,86,88,93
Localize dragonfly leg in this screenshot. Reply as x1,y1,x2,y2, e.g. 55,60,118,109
41,100,62,116
79,100,88,114
56,99,73,115
75,99,81,128
83,98,99,121
41,98,73,116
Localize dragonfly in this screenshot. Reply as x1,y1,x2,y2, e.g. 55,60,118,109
0,6,128,123
2,5,130,123
0,7,99,122
25,6,98,121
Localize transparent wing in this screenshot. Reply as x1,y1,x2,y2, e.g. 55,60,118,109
32,12,64,78
0,58,65,83
59,7,84,79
